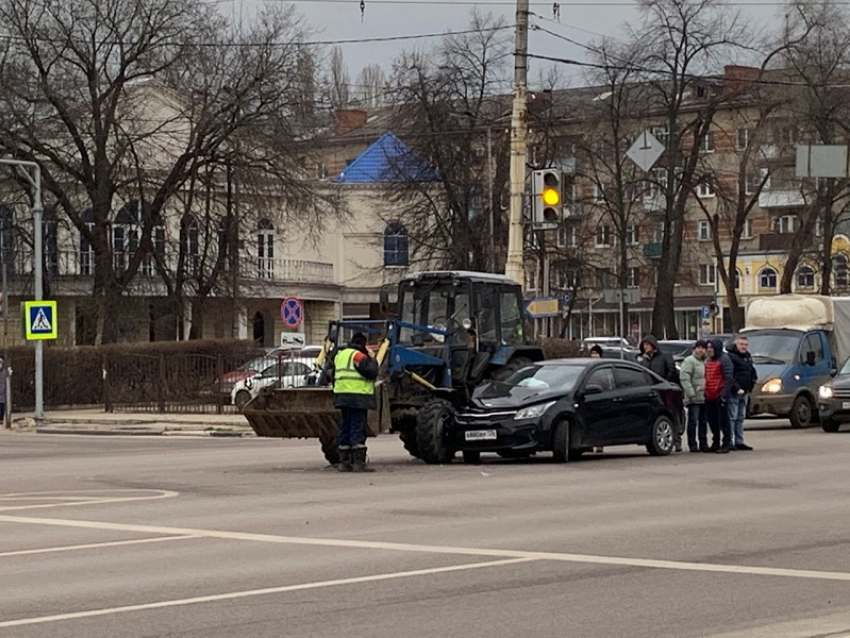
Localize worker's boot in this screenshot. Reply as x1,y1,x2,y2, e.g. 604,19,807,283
337,447,353,472
352,447,374,472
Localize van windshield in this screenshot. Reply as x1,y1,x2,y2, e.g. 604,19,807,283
746,333,802,364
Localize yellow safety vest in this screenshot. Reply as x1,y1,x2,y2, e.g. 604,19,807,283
333,348,374,396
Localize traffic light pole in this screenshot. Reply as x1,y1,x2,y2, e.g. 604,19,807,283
0,159,43,423
504,0,530,286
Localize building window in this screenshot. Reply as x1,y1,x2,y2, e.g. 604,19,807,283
734,268,742,290
558,225,577,248
526,267,538,291
383,221,409,267
627,267,640,288
742,218,754,239
257,218,274,279
773,215,797,234
797,265,815,288
699,264,716,285
651,124,669,147
595,268,610,289
653,222,666,243
815,217,824,237
595,182,609,203
697,174,716,198
736,127,750,150
697,220,712,241
759,267,778,289
43,217,58,277
834,255,849,288
625,224,639,246
80,208,95,276
317,162,327,179
595,224,611,247
181,215,200,276
645,168,668,201
113,200,145,274
700,130,715,153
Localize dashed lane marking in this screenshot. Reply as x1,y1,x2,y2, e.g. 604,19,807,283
0,534,202,558
0,557,538,628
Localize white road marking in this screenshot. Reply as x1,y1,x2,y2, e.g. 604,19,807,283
0,535,201,558
0,557,537,628
4,513,850,583
0,489,179,512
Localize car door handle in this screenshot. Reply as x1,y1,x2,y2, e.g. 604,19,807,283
647,391,658,397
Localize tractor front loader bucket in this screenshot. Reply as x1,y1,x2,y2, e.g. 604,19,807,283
242,382,391,465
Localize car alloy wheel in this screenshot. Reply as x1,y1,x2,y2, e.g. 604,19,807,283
647,415,674,456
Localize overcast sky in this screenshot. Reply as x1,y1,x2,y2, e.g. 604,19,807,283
225,0,781,87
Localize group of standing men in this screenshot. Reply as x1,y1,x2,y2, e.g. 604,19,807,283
638,335,758,454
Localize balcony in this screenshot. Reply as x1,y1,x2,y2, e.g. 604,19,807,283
8,249,335,286
758,187,806,209
643,242,663,258
757,233,795,252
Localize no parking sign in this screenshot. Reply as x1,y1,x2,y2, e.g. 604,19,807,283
281,297,303,329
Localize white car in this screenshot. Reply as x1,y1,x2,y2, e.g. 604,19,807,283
231,359,316,409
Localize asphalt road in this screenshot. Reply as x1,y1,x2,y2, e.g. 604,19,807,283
2,418,850,638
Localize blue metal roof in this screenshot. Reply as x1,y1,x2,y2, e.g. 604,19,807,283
334,132,441,184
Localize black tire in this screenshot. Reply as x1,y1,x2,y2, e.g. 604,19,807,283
822,418,841,433
234,390,252,410
398,429,420,458
790,395,815,429
489,357,533,382
646,414,675,456
552,419,569,463
319,434,339,465
393,410,421,458
462,450,481,464
415,399,456,465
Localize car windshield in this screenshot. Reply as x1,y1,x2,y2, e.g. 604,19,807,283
746,333,802,364
502,364,583,391
840,358,850,374
398,282,471,345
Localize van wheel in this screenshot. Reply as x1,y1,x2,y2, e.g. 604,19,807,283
234,390,252,410
790,395,814,429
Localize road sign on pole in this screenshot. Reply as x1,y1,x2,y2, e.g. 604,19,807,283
23,300,57,340
626,130,665,172
281,297,303,329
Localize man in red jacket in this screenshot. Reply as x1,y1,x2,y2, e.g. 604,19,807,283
703,338,735,454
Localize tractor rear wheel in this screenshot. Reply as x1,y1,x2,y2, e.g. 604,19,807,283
415,399,456,465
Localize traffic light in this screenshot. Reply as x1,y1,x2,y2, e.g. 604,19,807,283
531,168,564,229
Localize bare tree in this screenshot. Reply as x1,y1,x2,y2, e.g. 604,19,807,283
354,64,387,108
385,12,512,271
608,0,748,338
0,0,327,343
328,46,351,107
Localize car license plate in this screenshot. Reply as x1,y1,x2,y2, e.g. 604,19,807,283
465,429,497,441
842,402,850,409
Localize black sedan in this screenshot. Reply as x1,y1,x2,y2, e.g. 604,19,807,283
818,357,850,432
450,358,683,463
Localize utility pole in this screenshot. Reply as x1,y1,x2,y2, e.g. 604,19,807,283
0,159,43,422
504,0,530,286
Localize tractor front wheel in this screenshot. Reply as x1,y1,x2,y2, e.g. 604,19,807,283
415,399,456,465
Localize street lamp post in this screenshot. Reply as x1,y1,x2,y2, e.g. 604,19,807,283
0,159,44,422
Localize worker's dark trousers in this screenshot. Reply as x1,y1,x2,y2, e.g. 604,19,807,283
338,407,367,448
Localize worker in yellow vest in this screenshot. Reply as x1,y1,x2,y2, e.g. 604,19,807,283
331,332,379,472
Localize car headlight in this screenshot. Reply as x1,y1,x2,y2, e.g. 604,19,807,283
761,378,782,394
819,385,835,400
515,401,556,420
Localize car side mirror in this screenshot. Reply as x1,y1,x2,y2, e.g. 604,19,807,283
831,368,838,377
583,384,603,395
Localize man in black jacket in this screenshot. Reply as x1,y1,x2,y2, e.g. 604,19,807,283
638,335,679,383
726,336,758,451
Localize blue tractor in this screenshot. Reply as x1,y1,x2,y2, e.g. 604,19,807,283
243,271,544,465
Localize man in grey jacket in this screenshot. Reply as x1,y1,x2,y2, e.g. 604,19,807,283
680,340,707,452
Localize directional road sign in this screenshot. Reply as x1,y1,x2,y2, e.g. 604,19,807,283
23,300,58,340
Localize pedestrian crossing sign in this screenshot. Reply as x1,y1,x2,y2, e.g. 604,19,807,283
23,300,58,340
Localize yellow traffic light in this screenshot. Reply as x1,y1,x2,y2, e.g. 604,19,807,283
542,188,560,206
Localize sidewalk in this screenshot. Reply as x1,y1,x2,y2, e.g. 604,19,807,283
4,407,254,437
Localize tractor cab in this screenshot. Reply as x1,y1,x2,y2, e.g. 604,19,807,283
391,271,541,389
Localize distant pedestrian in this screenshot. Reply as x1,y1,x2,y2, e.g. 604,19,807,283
638,334,683,450
329,332,379,472
680,340,707,452
704,338,735,454
726,336,758,451
589,345,603,358
0,357,9,423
